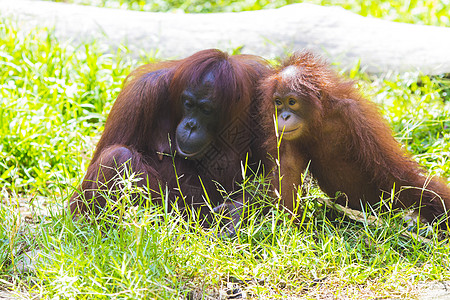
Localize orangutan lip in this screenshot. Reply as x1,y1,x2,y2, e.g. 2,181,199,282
175,141,207,159
280,127,301,134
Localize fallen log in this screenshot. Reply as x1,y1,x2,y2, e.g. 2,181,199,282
2,0,450,74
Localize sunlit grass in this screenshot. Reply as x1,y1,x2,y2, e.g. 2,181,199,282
47,0,450,26
0,19,140,196
10,179,450,299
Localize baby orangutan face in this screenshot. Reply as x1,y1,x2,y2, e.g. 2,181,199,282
272,66,316,141
273,92,305,140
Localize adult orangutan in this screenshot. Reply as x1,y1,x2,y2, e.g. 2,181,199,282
70,49,271,234
260,50,450,228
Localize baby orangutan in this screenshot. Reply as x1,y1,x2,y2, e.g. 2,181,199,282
260,50,450,228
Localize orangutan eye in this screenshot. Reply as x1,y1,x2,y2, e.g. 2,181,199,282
184,100,193,109
288,98,296,106
202,106,212,115
274,98,282,106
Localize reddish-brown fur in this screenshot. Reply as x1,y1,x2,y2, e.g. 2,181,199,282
260,50,450,228
70,49,270,230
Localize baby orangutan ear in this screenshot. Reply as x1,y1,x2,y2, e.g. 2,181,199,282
317,90,323,99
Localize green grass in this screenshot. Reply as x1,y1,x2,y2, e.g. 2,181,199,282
1,1,450,298
0,20,138,197
47,0,450,26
